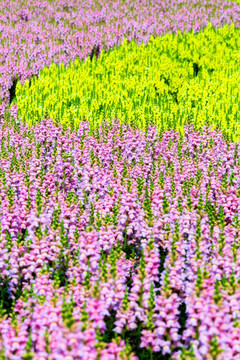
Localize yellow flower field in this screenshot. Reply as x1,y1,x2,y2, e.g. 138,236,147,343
14,23,240,139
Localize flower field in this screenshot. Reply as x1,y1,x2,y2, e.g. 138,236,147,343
13,23,240,140
1,1,240,359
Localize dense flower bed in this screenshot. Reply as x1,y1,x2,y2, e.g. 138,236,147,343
0,115,240,359
1,0,240,110
1,1,240,359
13,23,240,140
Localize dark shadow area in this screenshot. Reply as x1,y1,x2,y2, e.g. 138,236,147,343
158,246,168,274
102,309,117,343
193,62,201,77
123,322,171,360
154,246,168,295
178,301,187,336
0,277,23,316
0,278,14,316
9,78,18,104
90,44,100,60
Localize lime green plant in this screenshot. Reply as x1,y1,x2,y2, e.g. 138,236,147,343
13,23,240,139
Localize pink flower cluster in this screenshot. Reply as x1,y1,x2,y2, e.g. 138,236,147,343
0,114,240,358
